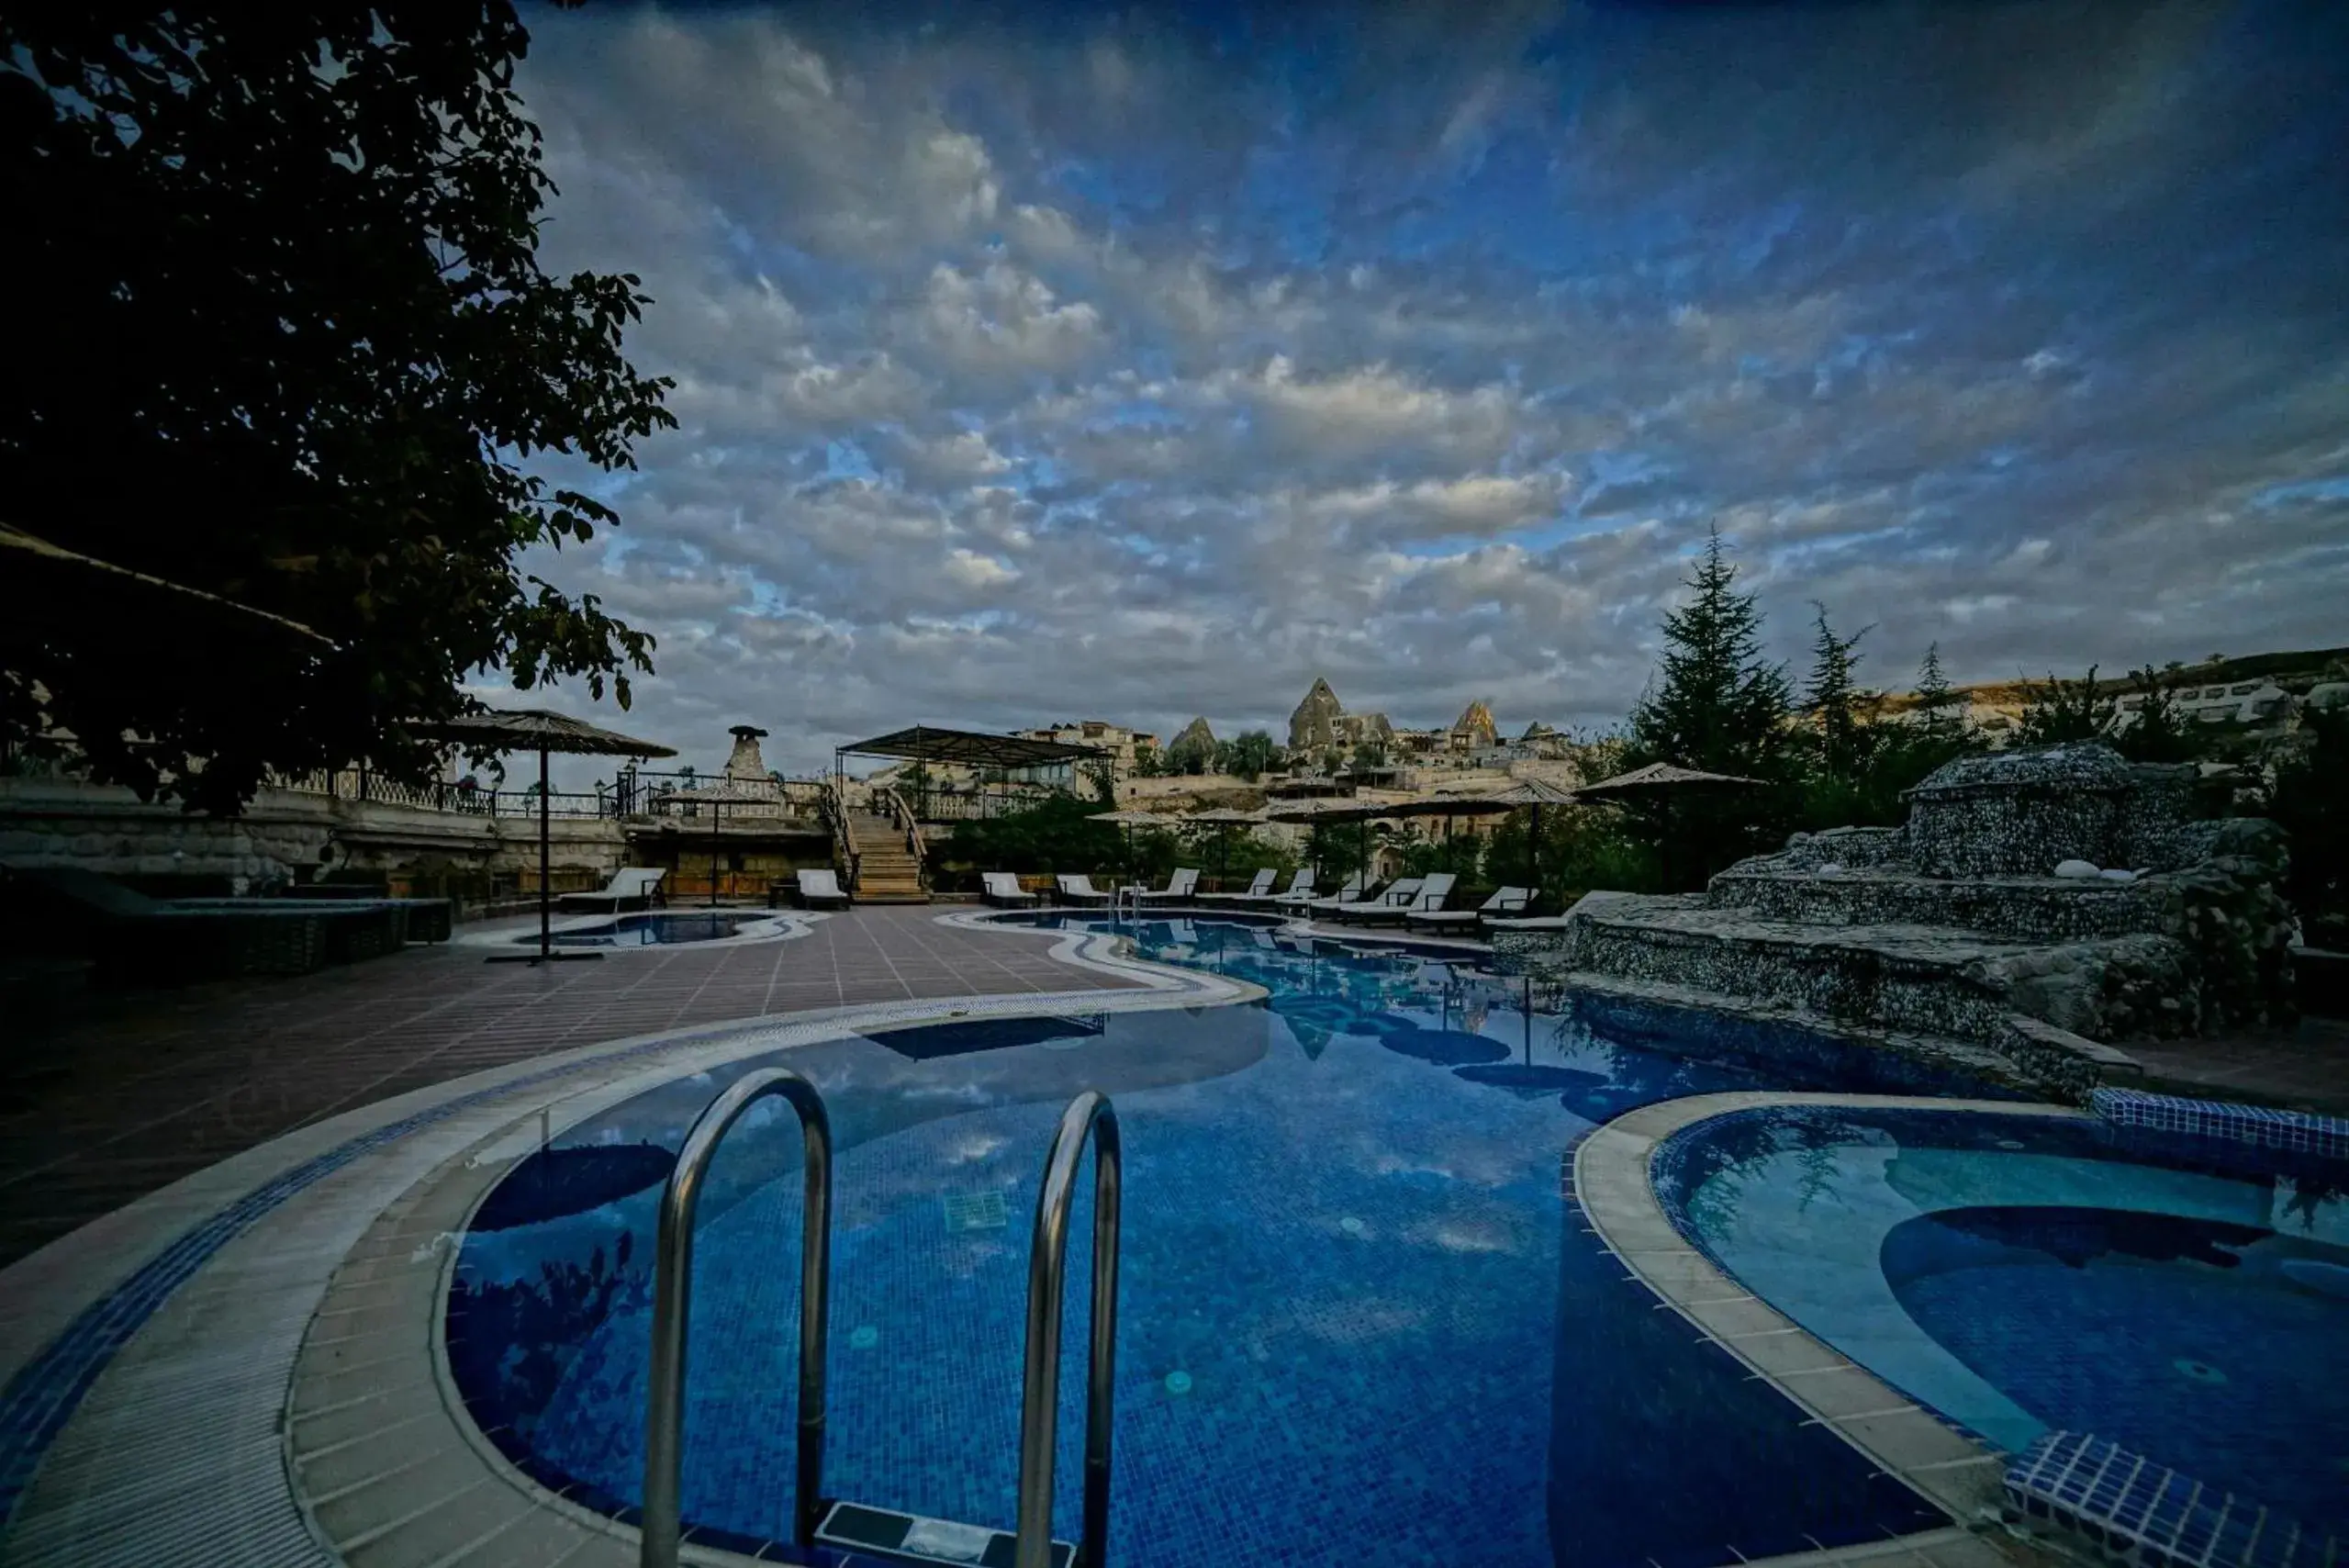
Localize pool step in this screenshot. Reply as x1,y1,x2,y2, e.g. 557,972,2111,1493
1706,864,2164,943
815,1499,1074,1568
1566,895,2032,1046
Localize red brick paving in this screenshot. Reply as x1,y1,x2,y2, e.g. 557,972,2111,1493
0,907,1133,1268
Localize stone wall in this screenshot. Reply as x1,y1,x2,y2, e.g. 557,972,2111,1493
0,778,627,897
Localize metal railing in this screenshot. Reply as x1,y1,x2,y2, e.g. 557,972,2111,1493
641,1070,834,1568
1013,1091,1123,1568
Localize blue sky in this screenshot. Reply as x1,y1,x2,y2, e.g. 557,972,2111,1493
505,0,2349,774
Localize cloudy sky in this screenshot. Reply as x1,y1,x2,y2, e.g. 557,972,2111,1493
501,0,2349,776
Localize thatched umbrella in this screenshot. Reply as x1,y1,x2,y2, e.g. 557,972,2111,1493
649,777,782,908
1385,778,1581,897
415,709,676,963
1572,762,1766,890
1185,806,1264,890
2,523,335,645
1090,807,1175,884
1267,796,1386,883
1571,761,1764,801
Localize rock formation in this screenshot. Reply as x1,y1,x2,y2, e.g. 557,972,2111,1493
1452,700,1499,749
1289,678,1347,752
1492,742,2296,1103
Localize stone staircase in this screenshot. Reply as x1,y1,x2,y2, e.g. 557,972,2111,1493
1495,745,2298,1101
846,812,928,903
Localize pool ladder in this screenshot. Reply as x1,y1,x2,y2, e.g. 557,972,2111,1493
639,1070,1122,1568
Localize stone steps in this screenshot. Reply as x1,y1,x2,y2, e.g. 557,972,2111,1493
1566,894,2055,1047
1706,866,2163,943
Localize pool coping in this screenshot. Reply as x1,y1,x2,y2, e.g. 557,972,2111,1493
448,906,827,951
0,923,1234,1567
1572,1091,2097,1567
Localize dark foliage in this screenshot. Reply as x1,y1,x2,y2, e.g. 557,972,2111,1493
1,5,674,812
2017,666,2116,746
2270,703,2349,946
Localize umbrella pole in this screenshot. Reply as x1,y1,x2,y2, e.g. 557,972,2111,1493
1529,803,1541,910
538,746,553,960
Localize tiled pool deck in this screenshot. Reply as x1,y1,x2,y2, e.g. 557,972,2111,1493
0,914,1212,1568
0,904,2323,1568
0,906,1139,1271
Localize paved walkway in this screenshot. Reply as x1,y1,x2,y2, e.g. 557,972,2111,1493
0,907,1133,1270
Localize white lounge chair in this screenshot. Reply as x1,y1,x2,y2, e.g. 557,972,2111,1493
1407,885,1530,934
1302,874,1378,918
1346,873,1458,925
981,872,1038,907
1056,874,1113,906
1197,868,1277,905
1130,868,1200,904
556,867,666,913
796,868,851,910
1266,868,1322,910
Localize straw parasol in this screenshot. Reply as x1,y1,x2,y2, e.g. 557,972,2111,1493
414,709,677,963
1573,762,1767,890
649,777,784,908
1266,796,1388,881
2,522,336,645
1184,805,1264,889
1381,778,1582,895
1571,761,1764,801
1089,807,1177,883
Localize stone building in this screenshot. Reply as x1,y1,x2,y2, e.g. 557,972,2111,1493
1286,678,1393,756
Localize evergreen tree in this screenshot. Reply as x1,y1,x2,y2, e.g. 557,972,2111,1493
1628,526,1794,777
1625,526,1795,888
1913,644,1963,744
1803,603,1874,783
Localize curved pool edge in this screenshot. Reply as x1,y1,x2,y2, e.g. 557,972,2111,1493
0,925,1245,1568
1572,1091,2088,1555
449,905,827,951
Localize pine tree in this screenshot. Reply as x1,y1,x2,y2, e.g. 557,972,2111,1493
1628,526,1793,777
1913,644,1962,743
1804,603,1874,783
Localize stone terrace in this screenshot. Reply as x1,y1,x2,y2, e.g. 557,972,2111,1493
0,907,1134,1268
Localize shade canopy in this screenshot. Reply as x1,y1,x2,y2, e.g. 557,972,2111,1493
1185,807,1266,825
1090,808,1176,827
413,708,677,758
2,522,334,644
1266,796,1387,823
1378,790,1516,819
1574,761,1764,801
837,724,1104,769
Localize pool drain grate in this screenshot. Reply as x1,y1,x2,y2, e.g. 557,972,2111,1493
943,1190,1010,1233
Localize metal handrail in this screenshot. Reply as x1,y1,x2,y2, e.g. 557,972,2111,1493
1013,1091,1123,1568
641,1069,834,1568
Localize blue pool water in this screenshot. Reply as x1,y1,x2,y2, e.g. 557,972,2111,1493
449,917,1971,1567
528,911,772,946
1657,1106,2349,1534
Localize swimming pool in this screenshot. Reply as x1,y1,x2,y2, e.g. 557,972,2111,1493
446,917,1997,1567
521,910,787,946
1655,1105,2349,1535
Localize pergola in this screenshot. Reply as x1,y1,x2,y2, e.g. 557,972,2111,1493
834,724,1109,819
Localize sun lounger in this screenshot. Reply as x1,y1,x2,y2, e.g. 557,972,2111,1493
981,872,1038,907
796,868,852,910
1129,868,1200,904
1266,868,1323,910
1303,875,1382,919
1056,874,1113,906
557,867,667,913
1344,873,1458,925
1197,868,1277,905
1406,885,1530,935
